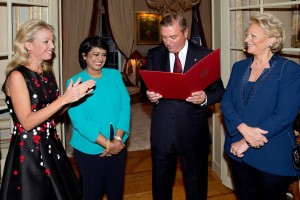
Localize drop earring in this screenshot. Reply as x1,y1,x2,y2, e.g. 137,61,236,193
268,43,273,50
243,43,247,52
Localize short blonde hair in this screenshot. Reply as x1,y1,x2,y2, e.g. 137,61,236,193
249,13,285,53
5,19,55,75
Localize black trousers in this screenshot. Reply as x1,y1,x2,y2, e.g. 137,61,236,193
229,157,292,200
151,141,209,200
74,148,126,200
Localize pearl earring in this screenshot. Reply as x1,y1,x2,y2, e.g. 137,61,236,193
268,43,273,50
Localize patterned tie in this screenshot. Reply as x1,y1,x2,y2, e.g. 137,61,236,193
173,52,182,73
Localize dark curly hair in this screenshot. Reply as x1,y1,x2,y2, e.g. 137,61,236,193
78,36,109,69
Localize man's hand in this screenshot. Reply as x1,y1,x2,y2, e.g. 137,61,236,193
146,90,162,103
186,91,206,105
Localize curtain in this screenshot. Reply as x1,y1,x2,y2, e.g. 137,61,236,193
105,0,134,59
62,0,94,91
62,0,95,154
191,5,207,47
199,0,211,48
89,0,100,36
181,10,193,40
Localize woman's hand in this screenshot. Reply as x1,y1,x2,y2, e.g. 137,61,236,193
99,139,125,157
100,149,111,157
237,123,268,148
230,139,249,157
109,139,126,154
61,78,95,105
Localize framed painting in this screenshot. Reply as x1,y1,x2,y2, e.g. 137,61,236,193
136,13,162,45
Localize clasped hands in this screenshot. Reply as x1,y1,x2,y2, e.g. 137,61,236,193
230,123,268,157
100,139,125,157
146,90,206,105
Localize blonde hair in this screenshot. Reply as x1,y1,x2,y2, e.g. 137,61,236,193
5,19,55,75
249,13,285,53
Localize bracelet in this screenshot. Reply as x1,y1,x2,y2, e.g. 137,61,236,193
114,136,122,141
106,140,110,151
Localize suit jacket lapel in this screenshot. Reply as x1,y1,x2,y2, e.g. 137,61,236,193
184,41,203,73
161,47,170,72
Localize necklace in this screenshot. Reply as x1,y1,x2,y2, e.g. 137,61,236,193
37,70,44,81
30,66,44,81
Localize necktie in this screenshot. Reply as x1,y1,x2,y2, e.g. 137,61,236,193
173,52,182,73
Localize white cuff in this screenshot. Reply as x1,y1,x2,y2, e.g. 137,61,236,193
201,96,207,106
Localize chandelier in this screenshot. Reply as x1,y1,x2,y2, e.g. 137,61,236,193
145,0,201,14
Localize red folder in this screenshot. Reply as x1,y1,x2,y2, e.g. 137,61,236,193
139,48,220,100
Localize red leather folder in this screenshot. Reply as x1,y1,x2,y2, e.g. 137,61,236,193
139,48,220,100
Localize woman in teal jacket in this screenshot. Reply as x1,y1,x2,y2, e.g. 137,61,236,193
67,36,130,200
221,13,300,200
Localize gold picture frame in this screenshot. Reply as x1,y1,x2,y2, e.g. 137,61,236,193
136,13,162,45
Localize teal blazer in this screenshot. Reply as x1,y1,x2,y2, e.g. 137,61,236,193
221,53,300,176
67,68,130,155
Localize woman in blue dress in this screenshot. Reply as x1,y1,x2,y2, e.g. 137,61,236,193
221,13,300,200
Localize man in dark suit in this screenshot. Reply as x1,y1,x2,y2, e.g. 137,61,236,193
144,14,225,200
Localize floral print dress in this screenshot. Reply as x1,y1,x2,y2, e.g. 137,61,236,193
0,66,82,200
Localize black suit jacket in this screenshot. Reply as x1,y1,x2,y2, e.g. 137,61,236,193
144,41,225,153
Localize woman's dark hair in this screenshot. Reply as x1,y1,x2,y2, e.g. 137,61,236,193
78,36,109,69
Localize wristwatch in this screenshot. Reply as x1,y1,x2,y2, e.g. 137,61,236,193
114,136,122,141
